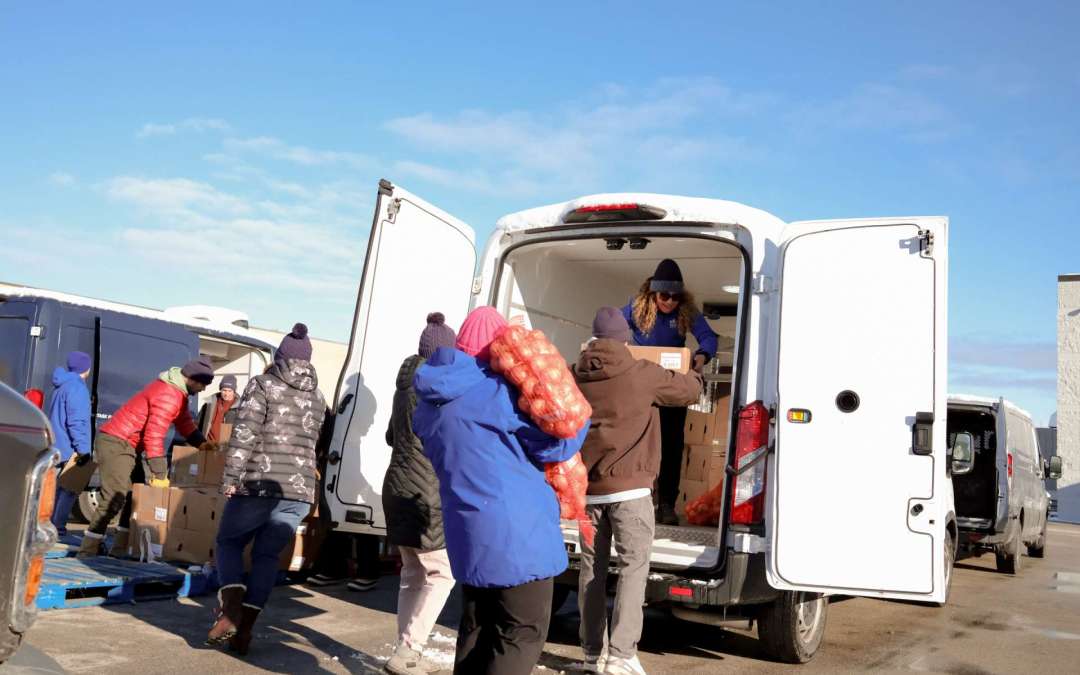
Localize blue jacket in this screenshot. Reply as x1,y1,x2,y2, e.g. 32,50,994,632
621,301,719,360
47,368,92,462
412,348,588,588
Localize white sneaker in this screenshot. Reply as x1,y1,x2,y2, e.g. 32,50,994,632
604,654,646,675
581,651,606,673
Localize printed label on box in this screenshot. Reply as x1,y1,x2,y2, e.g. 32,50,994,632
150,543,162,556
660,352,683,369
189,464,199,476
154,507,168,522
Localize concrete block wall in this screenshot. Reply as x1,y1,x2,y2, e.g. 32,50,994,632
1057,274,1080,522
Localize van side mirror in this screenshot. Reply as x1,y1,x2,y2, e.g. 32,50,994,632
1047,455,1063,480
950,432,975,476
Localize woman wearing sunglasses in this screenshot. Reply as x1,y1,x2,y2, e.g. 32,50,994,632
622,258,718,525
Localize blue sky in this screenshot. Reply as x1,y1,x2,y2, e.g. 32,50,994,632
2,2,1077,423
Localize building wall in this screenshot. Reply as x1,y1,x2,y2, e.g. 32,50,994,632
247,327,349,404
1057,274,1080,522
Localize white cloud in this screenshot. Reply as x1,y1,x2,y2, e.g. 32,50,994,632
106,176,252,219
223,136,375,170
136,117,231,139
49,172,76,186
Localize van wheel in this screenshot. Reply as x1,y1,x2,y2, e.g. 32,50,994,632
757,591,828,663
995,523,1022,574
73,490,98,524
937,531,956,607
1027,519,1047,558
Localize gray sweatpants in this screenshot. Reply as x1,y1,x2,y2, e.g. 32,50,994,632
577,496,656,660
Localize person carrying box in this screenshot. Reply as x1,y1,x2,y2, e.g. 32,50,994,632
573,307,702,675
78,356,216,558
48,351,93,538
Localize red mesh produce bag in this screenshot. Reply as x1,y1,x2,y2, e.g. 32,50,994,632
545,453,595,547
685,483,724,526
489,325,592,439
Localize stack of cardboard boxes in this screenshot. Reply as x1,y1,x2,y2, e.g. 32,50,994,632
676,386,730,518
126,423,322,572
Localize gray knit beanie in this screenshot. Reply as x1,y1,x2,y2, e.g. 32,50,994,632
418,312,457,359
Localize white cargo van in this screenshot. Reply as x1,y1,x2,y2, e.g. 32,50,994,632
324,179,957,662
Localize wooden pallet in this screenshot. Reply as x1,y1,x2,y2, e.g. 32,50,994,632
35,557,211,610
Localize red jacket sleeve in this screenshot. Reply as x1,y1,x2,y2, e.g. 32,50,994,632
143,384,189,459
174,401,198,438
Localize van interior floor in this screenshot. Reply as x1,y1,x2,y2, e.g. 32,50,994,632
654,523,720,547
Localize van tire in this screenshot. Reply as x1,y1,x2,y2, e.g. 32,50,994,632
995,523,1022,574
937,530,956,607
1027,519,1047,558
757,591,828,663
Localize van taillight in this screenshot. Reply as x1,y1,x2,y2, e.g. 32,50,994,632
1007,452,1013,478
729,400,769,525
24,389,44,410
562,202,667,224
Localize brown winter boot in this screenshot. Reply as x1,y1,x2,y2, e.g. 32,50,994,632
206,584,246,646
229,605,261,656
107,528,130,558
77,531,103,558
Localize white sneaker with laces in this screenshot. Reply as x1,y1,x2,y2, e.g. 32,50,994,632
603,654,646,675
581,651,606,673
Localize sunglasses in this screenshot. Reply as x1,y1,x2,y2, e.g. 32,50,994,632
657,292,683,302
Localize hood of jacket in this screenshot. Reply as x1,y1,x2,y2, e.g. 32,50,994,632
269,358,319,392
52,366,84,389
159,367,190,393
574,339,636,383
413,348,489,405
396,354,426,391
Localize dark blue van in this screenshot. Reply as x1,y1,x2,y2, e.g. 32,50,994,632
0,292,273,517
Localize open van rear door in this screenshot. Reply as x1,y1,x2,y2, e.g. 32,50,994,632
767,217,948,603
325,180,476,533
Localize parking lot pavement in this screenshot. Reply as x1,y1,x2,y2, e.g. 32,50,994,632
21,522,1080,674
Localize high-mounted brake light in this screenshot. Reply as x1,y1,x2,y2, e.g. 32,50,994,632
24,389,44,410
562,202,667,224
730,400,769,525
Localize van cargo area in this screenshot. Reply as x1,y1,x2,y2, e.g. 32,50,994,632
948,406,998,530
494,234,743,570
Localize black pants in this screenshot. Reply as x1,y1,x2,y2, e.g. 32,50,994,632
658,406,688,507
314,532,381,579
455,577,553,675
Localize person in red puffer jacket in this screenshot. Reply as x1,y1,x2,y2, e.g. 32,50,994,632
78,356,217,558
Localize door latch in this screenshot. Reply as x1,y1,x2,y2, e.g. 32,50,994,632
751,273,773,295
912,411,934,455
917,229,934,256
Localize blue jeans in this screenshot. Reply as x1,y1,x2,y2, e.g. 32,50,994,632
51,462,79,537
215,496,308,609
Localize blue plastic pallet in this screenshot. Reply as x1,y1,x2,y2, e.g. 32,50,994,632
36,557,211,610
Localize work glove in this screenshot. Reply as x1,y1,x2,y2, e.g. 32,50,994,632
149,476,170,488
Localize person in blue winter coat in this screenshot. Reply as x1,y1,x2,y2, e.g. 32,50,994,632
47,351,93,536
412,306,588,675
622,258,718,525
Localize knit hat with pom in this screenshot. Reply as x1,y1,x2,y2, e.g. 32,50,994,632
456,307,508,362
418,312,457,359
276,323,313,363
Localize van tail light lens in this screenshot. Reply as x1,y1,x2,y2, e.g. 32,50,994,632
24,388,44,409
563,202,667,224
1007,452,1013,479
11,451,59,632
729,400,769,525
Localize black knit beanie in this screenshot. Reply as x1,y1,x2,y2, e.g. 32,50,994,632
277,323,313,363
418,312,457,359
649,258,684,294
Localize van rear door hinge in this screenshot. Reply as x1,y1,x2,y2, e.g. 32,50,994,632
386,198,401,223
918,229,934,256
471,276,483,294
751,274,773,295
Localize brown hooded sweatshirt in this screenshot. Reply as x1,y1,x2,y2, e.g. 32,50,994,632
573,338,703,496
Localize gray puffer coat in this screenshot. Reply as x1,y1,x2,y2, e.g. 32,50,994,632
381,355,444,551
223,359,326,504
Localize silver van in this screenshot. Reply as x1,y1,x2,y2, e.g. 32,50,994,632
948,395,1062,573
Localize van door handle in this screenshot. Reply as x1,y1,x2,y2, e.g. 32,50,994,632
337,393,354,415
912,412,934,456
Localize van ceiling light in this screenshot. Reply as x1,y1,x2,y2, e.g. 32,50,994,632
563,202,667,224
721,285,740,294
628,237,650,250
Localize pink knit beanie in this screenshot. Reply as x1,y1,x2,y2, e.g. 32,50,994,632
456,307,508,361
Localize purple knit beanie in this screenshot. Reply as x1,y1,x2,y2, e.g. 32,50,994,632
418,312,457,359
66,351,92,374
277,323,313,363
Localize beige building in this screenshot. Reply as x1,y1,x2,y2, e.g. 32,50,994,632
1057,274,1080,522
247,326,348,403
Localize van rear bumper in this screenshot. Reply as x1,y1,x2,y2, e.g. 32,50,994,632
559,549,777,608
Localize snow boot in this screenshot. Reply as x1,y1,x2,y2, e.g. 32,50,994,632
107,527,130,558
77,531,103,558
206,584,246,646
230,604,261,656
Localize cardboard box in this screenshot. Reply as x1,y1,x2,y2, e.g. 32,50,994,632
684,444,726,487
627,345,692,374
169,487,221,531
218,423,233,444
171,445,202,486
172,446,228,488
684,401,731,447
239,519,324,572
129,484,180,560
165,527,217,565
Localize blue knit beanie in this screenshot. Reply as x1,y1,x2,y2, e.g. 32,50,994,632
67,351,92,374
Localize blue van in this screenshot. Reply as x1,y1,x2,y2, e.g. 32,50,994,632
0,290,273,517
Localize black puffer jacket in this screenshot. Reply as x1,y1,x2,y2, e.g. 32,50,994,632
381,355,444,551
223,359,326,504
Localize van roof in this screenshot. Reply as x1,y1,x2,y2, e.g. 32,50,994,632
495,193,787,237
0,282,273,351
948,393,1034,421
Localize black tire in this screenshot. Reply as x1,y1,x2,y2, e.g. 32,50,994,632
1027,518,1047,558
937,531,956,607
995,522,1022,574
757,591,828,664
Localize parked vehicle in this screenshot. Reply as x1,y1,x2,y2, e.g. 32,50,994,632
0,287,273,517
948,395,1062,573
324,180,958,662
0,380,58,664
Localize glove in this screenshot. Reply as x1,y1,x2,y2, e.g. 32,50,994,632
199,441,221,453
149,476,170,488
693,354,707,373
